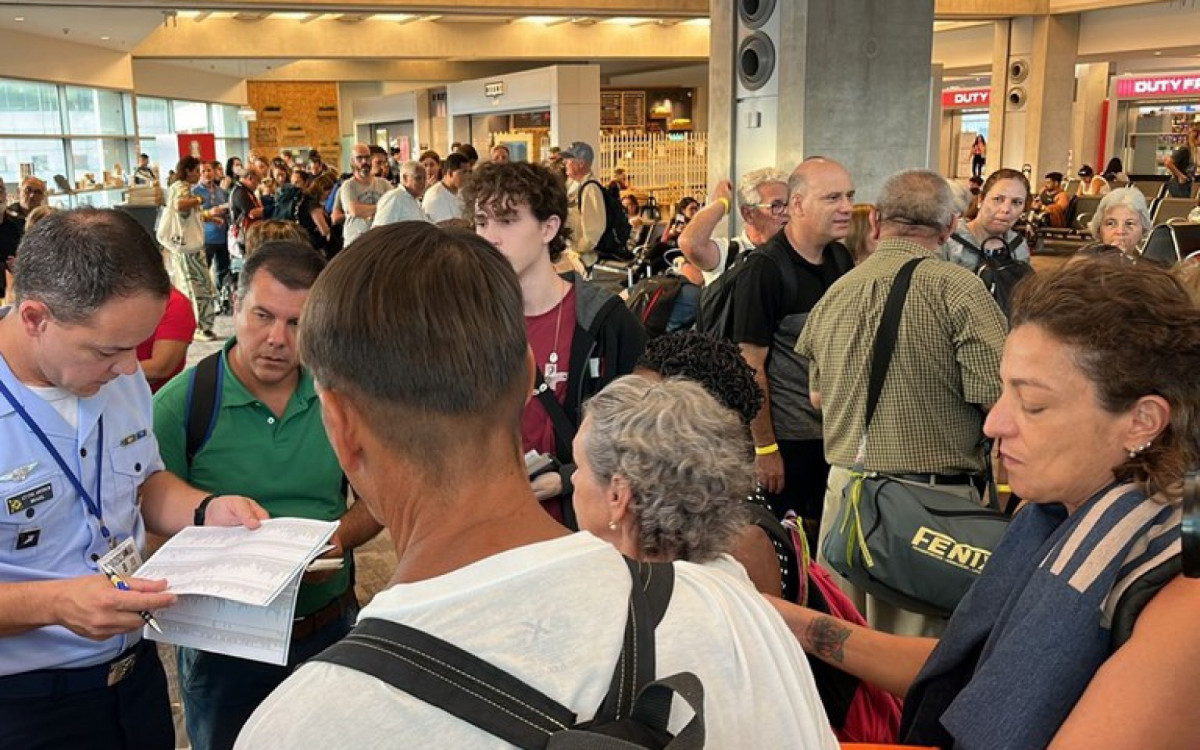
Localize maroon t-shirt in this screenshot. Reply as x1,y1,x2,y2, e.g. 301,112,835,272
521,286,577,456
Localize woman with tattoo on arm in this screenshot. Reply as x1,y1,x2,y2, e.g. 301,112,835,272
774,263,1200,750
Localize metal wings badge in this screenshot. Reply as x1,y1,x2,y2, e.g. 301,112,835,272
0,461,39,483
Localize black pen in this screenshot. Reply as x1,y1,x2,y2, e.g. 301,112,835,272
99,563,164,634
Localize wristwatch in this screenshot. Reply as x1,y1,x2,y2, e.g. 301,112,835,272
194,494,219,526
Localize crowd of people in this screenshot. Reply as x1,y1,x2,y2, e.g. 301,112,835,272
1,138,1199,750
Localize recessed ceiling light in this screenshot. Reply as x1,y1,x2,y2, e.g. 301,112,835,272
14,15,24,21
521,16,569,25
374,13,416,22
1154,51,1163,56
682,18,710,27
271,12,312,20
100,35,110,40
605,17,654,26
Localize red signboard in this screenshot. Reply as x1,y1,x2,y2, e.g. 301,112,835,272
1116,73,1200,99
941,87,991,109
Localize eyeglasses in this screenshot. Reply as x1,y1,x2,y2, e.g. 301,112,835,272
746,200,788,216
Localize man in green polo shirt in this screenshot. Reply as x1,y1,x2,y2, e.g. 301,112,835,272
152,240,382,750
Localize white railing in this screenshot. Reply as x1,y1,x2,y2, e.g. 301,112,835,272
598,131,708,212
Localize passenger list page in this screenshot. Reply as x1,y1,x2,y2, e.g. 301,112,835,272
136,518,338,665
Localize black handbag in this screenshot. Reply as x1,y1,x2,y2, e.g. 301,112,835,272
821,258,1010,618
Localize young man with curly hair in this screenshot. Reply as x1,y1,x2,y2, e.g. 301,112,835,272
463,162,645,526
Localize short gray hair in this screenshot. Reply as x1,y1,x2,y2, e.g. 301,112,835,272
1088,186,1151,241
737,167,788,207
876,169,955,233
399,160,422,181
581,376,753,563
946,179,973,216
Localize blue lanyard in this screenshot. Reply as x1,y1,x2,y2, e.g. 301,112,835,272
0,378,109,543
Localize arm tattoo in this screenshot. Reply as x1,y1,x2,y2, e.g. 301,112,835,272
804,615,851,663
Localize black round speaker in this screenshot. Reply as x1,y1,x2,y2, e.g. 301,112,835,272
738,32,776,92
738,0,776,29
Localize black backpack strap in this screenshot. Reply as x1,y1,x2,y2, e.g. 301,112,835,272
863,258,924,430
533,368,576,463
184,351,224,468
724,239,741,271
311,558,680,750
949,232,981,256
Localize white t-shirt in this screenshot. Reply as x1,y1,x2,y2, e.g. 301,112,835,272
236,533,836,749
700,232,755,286
339,176,392,247
373,186,429,228
422,181,464,224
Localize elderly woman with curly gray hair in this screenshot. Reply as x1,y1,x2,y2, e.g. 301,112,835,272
571,374,753,567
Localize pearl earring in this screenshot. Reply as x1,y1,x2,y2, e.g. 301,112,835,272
608,520,618,531
1127,441,1152,459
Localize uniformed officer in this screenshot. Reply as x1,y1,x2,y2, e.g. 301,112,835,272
0,207,267,750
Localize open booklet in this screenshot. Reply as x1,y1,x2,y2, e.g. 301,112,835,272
136,517,339,666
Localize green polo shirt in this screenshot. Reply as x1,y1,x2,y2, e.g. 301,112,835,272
153,338,348,616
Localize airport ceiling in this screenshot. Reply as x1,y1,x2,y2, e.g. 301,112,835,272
0,0,1169,81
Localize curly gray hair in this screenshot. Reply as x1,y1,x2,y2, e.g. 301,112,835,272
581,376,753,563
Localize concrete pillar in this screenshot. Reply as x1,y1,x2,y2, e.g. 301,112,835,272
987,14,1080,180
550,66,602,152
709,0,936,206
1071,62,1110,174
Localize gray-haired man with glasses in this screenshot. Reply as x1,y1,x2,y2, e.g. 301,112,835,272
679,167,790,286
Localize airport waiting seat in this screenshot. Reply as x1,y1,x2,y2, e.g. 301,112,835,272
1141,220,1200,265
1150,197,1197,226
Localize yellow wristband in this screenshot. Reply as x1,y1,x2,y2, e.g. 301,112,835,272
755,443,779,456
717,197,731,215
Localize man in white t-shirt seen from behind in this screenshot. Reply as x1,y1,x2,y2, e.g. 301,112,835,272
234,221,837,750
339,143,392,248
679,167,790,285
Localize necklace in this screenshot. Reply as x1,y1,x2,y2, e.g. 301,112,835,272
535,279,571,394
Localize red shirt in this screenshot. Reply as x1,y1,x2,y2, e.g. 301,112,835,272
521,286,577,457
137,288,197,392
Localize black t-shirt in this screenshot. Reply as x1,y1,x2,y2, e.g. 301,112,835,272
731,230,852,346
1170,145,1193,177
0,212,23,298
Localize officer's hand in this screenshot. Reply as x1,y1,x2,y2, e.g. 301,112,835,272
204,495,269,529
531,472,563,501
755,452,785,495
54,575,176,641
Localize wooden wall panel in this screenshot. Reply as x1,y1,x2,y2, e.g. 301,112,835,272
247,81,342,166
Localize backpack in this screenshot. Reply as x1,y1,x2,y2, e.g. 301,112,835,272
184,352,225,467
694,242,797,339
625,275,698,338
950,233,1033,320
581,179,634,262
312,558,705,749
271,183,304,222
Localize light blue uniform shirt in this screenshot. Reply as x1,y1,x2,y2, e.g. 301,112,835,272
0,348,163,675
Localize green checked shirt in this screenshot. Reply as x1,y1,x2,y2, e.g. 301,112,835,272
795,238,1006,475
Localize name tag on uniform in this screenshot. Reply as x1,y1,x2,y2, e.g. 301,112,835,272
6,482,53,515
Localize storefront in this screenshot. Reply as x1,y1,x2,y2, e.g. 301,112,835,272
446,65,599,163
1110,71,1200,177
940,86,991,178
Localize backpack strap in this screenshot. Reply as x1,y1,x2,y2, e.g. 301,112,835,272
533,368,577,463
184,351,224,468
723,239,742,271
862,258,924,432
311,558,680,750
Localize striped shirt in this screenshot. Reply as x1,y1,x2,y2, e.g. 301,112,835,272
795,238,1006,474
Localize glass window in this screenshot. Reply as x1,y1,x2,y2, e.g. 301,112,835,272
0,78,62,135
136,97,171,135
173,100,208,132
0,139,68,189
65,86,132,135
212,104,247,138
70,139,134,187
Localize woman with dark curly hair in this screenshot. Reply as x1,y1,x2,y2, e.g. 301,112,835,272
774,262,1200,750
